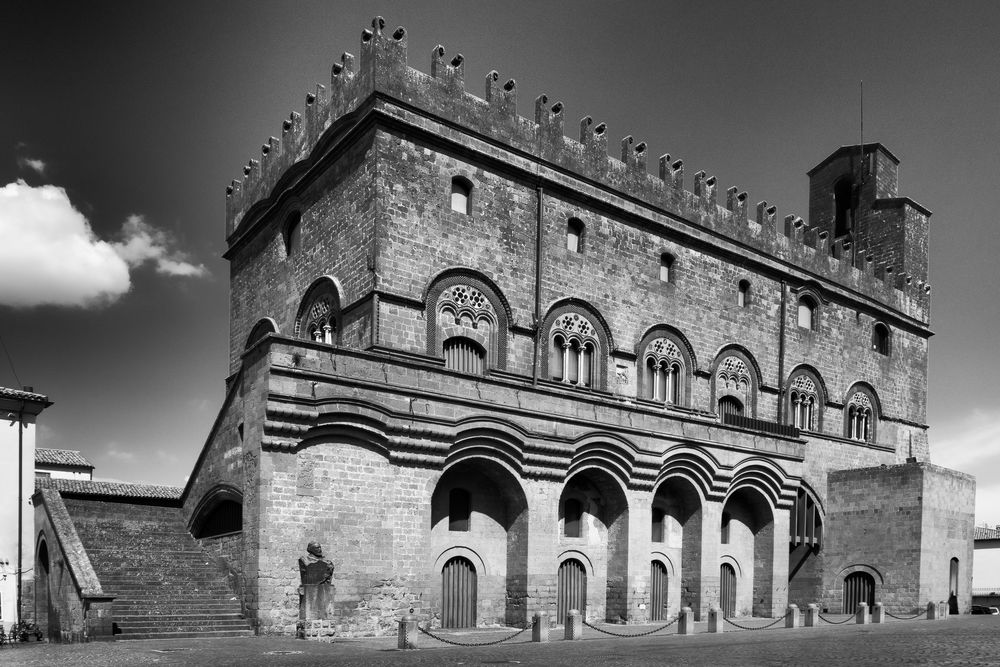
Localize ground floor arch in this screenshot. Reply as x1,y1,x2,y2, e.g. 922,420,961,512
429,456,529,627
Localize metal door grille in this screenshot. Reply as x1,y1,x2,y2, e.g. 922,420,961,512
650,561,669,621
842,572,875,613
441,557,477,628
720,563,737,617
557,559,587,623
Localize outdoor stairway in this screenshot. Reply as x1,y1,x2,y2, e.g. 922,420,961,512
65,499,253,640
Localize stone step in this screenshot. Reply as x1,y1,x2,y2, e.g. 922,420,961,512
115,613,245,622
117,620,251,632
116,629,254,640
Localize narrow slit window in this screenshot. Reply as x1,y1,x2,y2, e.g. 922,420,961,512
451,177,472,214
797,296,817,330
737,280,750,307
567,218,584,253
284,212,302,257
872,323,890,355
660,253,674,282
564,498,582,537
449,488,471,531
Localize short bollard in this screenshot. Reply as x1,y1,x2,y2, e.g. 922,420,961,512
927,601,939,620
565,609,582,640
785,604,800,628
678,607,695,635
397,613,418,650
804,603,819,627
940,601,949,618
707,607,724,633
872,602,885,624
532,611,548,643
855,602,870,624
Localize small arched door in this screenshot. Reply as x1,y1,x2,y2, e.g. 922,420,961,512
719,563,737,617
441,556,477,628
843,572,875,613
650,561,669,620
557,559,587,623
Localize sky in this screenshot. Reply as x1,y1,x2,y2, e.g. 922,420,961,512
2,1,999,526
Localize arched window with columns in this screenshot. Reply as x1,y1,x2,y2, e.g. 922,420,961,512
644,338,683,404
294,278,340,345
550,313,599,388
844,384,879,443
786,368,825,432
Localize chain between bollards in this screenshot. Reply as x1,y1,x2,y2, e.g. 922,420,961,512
722,610,791,632
581,615,680,638
818,613,856,625
416,621,533,647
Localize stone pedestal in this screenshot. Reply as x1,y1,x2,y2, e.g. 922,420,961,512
532,612,548,642
564,609,582,640
855,602,870,624
678,607,695,635
707,607,723,633
397,614,418,649
804,603,819,627
785,604,799,628
872,602,885,624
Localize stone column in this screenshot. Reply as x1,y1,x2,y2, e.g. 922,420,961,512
624,488,652,623
764,506,791,617
524,479,560,620
693,500,722,621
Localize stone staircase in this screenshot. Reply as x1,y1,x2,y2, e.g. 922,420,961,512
65,498,253,640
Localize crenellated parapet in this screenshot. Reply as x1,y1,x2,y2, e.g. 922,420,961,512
225,16,930,319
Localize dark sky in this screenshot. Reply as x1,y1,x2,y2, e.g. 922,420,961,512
2,1,999,523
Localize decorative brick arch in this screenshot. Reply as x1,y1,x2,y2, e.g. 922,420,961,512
540,299,613,391
294,276,343,342
710,345,762,417
425,269,511,371
636,325,697,406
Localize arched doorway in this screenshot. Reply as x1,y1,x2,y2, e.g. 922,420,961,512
649,561,669,621
441,556,477,628
843,572,875,613
35,539,51,637
719,563,736,617
557,559,587,623
430,458,529,627
650,476,703,612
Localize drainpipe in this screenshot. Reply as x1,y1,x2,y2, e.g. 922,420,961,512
532,184,543,386
16,400,24,627
777,281,787,423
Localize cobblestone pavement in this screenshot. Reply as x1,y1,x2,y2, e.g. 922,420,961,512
3,616,999,666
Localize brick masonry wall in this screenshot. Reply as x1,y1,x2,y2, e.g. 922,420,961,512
823,463,974,614
369,131,928,442
227,132,378,374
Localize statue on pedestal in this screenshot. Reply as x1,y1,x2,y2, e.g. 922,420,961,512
297,541,335,636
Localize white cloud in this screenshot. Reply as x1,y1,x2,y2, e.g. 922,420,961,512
0,180,207,308
17,157,47,176
105,444,135,461
111,215,207,278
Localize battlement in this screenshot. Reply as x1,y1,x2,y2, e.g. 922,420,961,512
225,17,931,320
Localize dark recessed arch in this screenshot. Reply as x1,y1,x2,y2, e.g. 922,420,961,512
189,484,244,539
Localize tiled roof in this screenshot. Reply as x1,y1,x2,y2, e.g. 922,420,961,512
975,525,1000,541
0,386,49,402
35,477,183,500
35,448,94,468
